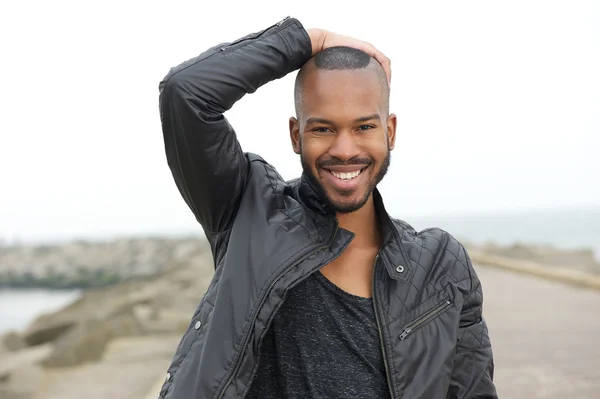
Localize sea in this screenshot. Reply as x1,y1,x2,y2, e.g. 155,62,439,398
0,289,81,335
1,206,599,335
408,206,600,259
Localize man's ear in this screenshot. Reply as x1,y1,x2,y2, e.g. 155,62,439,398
289,117,301,154
387,113,397,150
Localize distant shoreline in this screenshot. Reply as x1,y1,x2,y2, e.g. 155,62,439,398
0,270,121,290
0,236,209,290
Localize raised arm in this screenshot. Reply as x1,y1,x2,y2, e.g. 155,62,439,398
158,18,391,244
158,17,312,237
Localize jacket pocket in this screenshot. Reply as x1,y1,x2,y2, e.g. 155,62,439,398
398,299,453,341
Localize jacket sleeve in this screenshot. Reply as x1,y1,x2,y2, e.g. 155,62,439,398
447,245,498,399
158,17,312,237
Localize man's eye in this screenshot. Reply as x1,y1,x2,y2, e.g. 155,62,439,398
312,127,332,133
358,125,375,131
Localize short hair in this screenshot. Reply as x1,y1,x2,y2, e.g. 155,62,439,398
294,46,390,118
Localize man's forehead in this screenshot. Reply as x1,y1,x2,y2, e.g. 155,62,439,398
302,66,383,88
298,69,387,117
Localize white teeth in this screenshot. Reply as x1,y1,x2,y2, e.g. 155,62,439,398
330,169,362,180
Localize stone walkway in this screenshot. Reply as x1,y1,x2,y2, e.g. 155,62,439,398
35,335,180,399
18,264,600,399
143,266,600,399
477,265,600,398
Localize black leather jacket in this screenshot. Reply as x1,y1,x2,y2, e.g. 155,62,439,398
157,17,497,399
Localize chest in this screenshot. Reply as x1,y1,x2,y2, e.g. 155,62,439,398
319,244,379,298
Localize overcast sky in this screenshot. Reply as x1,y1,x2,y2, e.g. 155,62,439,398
1,0,599,243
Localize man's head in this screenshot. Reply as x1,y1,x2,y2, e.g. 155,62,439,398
290,46,397,214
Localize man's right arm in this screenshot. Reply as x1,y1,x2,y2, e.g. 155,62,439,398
158,17,312,236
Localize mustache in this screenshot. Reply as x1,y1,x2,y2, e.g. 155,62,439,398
316,157,373,168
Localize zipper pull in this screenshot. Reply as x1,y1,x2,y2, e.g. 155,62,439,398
399,327,412,341
277,16,290,26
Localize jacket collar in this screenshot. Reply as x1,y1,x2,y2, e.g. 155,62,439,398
296,173,411,280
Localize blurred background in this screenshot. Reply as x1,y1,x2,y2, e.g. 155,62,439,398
1,0,598,398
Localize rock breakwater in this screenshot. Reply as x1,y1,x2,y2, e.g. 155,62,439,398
0,237,207,289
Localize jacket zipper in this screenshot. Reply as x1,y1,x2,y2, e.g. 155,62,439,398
215,223,339,399
372,254,396,398
276,16,291,26
219,16,293,52
398,299,453,341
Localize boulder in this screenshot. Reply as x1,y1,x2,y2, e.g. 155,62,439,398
21,280,156,348
41,319,110,368
2,332,26,352
22,316,75,347
42,312,144,368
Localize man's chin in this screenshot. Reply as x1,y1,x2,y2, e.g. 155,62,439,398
324,191,370,214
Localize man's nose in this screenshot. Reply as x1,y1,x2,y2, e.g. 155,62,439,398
328,131,361,162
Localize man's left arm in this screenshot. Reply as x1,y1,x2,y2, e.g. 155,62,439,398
447,244,498,399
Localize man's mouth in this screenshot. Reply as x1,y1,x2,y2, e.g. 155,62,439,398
327,168,366,180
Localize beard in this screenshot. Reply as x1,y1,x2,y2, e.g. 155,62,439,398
300,146,391,214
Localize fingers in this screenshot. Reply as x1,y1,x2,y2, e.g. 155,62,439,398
307,28,327,57
370,50,391,85
316,31,392,84
380,55,392,85
365,44,392,85
349,40,392,85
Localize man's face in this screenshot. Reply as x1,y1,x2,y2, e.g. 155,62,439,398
290,68,397,214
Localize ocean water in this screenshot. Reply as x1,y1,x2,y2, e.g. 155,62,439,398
1,207,598,335
0,289,81,335
408,206,600,261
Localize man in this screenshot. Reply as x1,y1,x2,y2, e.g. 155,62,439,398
158,16,497,399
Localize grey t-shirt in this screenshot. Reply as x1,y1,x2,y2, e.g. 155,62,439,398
246,270,390,398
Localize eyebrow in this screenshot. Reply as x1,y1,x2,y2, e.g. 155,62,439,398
305,114,381,125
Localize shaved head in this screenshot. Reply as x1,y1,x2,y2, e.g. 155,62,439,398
294,46,390,119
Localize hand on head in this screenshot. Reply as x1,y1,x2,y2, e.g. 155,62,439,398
307,28,391,84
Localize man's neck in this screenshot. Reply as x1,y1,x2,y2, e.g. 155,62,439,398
335,195,382,249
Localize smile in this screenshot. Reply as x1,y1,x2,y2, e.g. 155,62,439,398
328,168,365,180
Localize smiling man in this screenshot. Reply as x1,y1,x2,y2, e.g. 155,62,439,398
292,47,393,217
158,17,497,399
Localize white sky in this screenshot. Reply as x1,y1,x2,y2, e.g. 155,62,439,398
1,0,599,243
